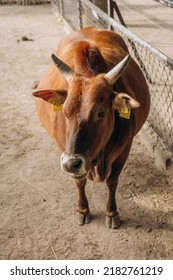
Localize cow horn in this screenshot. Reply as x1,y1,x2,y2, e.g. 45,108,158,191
51,53,75,82
104,54,131,85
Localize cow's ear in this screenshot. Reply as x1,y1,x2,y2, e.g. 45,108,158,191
32,89,67,109
112,92,140,110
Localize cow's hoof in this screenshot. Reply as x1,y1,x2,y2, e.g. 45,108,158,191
76,212,91,226
106,214,121,229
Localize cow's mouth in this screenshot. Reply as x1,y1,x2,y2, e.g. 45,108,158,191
70,173,88,180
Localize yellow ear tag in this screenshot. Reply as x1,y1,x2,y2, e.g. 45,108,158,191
118,99,131,119
53,104,63,112
47,97,63,112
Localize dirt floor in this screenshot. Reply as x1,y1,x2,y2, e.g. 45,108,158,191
0,4,173,260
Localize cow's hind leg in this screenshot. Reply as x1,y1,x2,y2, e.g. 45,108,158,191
75,178,91,225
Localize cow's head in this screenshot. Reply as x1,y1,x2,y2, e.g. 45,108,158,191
33,54,139,180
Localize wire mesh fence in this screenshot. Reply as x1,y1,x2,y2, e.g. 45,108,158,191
52,0,173,158
155,0,173,8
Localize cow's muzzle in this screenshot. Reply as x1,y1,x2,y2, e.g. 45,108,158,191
61,152,88,179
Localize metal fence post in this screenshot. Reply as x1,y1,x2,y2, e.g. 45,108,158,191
60,0,64,16
107,0,113,30
77,0,83,29
111,0,127,27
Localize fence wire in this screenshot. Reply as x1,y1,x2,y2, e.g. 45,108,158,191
155,0,173,8
52,0,173,156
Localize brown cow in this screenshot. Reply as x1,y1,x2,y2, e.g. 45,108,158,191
33,27,150,229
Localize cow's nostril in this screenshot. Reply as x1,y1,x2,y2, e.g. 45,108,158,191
72,158,83,170
61,152,86,174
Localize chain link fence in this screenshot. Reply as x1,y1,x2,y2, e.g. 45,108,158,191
52,0,173,162
155,0,173,8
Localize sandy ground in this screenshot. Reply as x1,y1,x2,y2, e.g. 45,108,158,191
0,4,173,260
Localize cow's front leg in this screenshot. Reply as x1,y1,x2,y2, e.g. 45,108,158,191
75,178,91,225
105,149,131,229
106,178,121,229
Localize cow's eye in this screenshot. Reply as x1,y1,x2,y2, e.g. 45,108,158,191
98,110,106,118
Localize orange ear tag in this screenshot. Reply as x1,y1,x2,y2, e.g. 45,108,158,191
118,99,131,119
